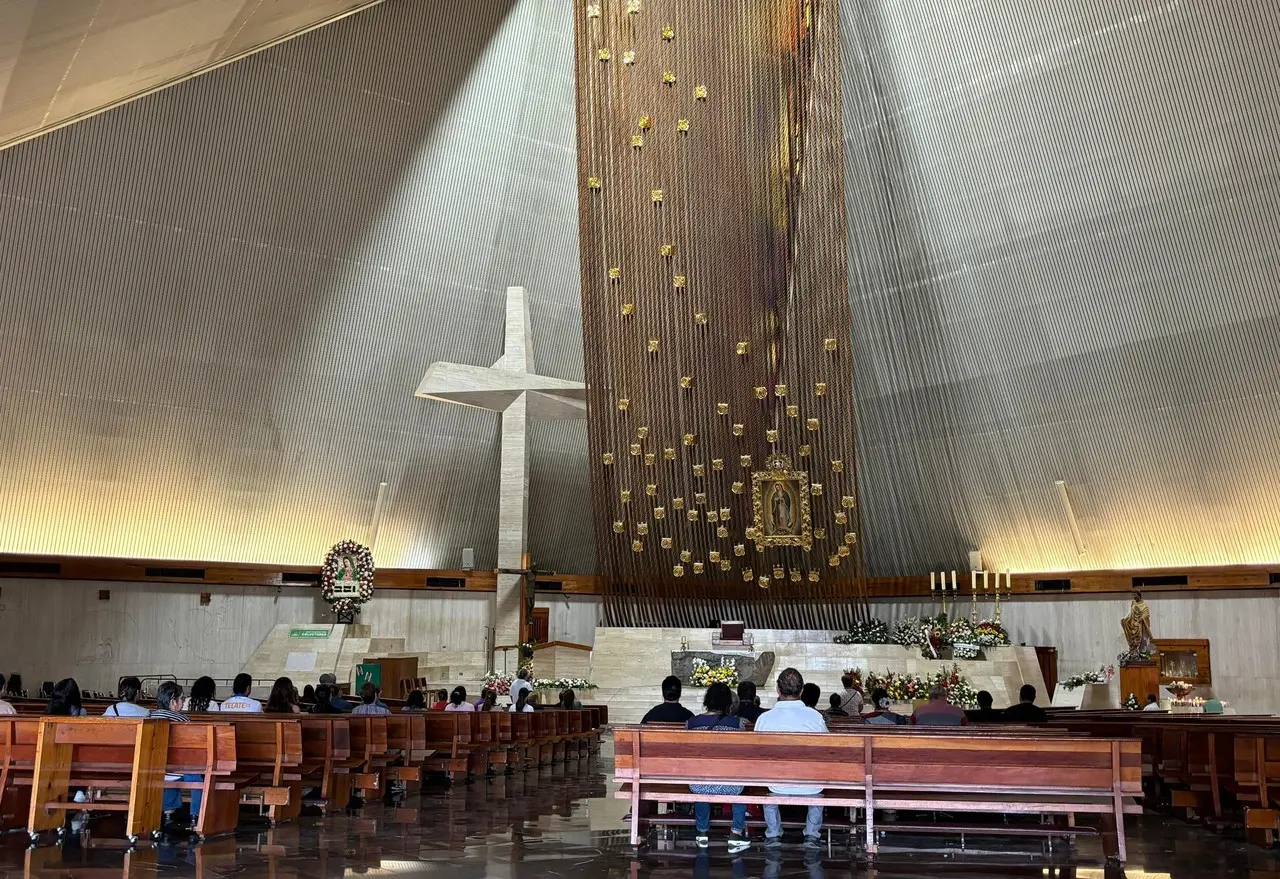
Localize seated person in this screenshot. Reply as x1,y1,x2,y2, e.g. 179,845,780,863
862,688,907,725
640,675,694,724
510,689,535,713
685,682,751,854
311,684,344,714
735,681,763,722
431,689,450,711
443,686,475,713
265,677,301,714
911,686,968,726
46,679,87,716
838,673,864,715
1142,694,1162,711
103,676,149,717
965,690,1003,723
150,681,203,827
1203,698,1225,715
403,690,427,711
754,668,827,849
0,674,14,715
319,674,355,711
558,689,583,710
826,692,849,718
800,682,821,709
221,673,264,713
1000,685,1047,723
352,682,393,716
184,676,221,713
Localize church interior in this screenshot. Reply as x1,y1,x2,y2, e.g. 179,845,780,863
1,0,1279,877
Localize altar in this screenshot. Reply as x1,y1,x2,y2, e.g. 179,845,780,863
587,626,1048,723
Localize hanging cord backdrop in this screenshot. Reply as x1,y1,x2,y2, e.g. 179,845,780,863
321,540,376,623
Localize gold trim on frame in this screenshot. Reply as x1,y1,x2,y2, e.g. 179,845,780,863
751,453,812,551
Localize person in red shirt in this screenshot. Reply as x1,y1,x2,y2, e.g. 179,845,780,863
910,686,968,726
431,688,449,711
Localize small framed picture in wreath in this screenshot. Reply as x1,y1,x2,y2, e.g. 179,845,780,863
322,540,375,623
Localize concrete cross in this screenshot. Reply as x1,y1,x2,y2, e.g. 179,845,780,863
415,286,586,671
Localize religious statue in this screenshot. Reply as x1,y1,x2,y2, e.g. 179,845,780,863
1120,591,1153,658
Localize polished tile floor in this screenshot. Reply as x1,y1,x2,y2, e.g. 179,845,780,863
3,737,1280,879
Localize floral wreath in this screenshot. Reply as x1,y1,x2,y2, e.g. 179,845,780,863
321,540,375,618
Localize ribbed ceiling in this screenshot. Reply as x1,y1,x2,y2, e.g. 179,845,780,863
0,0,385,152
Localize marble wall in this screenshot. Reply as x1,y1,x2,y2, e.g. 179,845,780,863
871,590,1280,714
0,577,493,693
535,594,602,646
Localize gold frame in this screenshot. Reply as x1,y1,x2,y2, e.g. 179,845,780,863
751,453,812,551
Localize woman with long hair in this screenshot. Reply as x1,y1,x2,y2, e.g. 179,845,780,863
311,684,343,714
444,685,475,712
403,690,427,711
685,682,749,853
184,676,221,712
265,676,300,714
509,688,534,713
477,688,498,712
104,676,149,716
47,678,87,716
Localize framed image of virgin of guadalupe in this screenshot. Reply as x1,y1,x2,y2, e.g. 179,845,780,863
751,454,812,551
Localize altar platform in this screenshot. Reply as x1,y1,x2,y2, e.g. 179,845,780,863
585,627,1047,724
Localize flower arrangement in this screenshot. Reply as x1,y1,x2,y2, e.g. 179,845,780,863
321,540,375,620
845,665,978,709
483,672,514,696
833,618,892,644
952,642,980,660
893,617,927,648
533,677,597,691
973,620,1011,647
1060,664,1115,690
690,657,738,687
1123,693,1140,710
1167,680,1194,699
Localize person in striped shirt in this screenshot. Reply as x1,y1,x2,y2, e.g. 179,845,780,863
149,681,203,827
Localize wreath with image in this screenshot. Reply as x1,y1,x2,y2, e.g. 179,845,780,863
321,540,376,620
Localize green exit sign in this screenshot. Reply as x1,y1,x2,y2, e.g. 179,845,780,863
289,627,331,639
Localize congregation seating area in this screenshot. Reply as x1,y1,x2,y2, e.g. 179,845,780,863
0,696,604,845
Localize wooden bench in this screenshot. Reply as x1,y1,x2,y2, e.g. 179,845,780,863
295,716,354,812
614,726,1142,862
212,716,303,825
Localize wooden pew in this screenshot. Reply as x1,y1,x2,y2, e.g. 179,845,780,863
614,726,1142,862
296,716,353,812
420,712,473,781
211,716,303,826
345,716,390,798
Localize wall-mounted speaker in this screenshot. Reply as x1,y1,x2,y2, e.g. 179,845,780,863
462,548,475,571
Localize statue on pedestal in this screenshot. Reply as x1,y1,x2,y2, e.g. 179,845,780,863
1120,591,1153,661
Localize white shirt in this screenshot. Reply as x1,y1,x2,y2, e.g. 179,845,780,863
220,695,264,713
752,698,828,795
445,702,476,712
182,698,220,713
509,703,534,713
839,688,864,714
1142,702,1162,711
103,702,149,717
0,699,15,715
510,678,532,705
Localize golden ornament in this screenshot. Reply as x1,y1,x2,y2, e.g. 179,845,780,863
680,376,693,389
772,566,785,579
719,507,730,520
612,520,624,533
660,243,674,257
586,4,602,18
617,398,630,411
808,571,820,583
602,452,615,465
694,491,706,505
663,447,676,460
734,544,746,557
709,551,721,563
720,559,732,571
716,526,729,538
692,562,704,574
716,402,729,416
743,568,754,581
828,555,840,567
608,266,621,280
632,539,642,552
587,176,602,190
631,134,644,148
753,387,767,400
651,188,663,202
790,570,802,583
687,509,699,521
814,527,826,539
824,338,838,351
662,71,676,85
645,483,657,496
835,511,848,525
637,426,649,439
598,48,612,61
638,115,652,130
744,526,758,541
845,531,857,545
661,24,674,39
673,274,686,289
637,522,649,535
680,550,692,562
811,483,823,496
807,418,820,431
646,338,659,353
692,463,705,477
831,459,844,473
739,455,752,468
758,576,769,589
842,495,856,509
629,443,641,456
694,84,708,99
682,433,696,446
736,341,750,355
707,511,719,523
620,489,632,503
654,506,666,519
711,458,724,471
695,312,709,326
672,497,685,509
798,444,811,457
786,404,799,417
732,423,745,436
766,429,778,443
626,0,641,13
677,117,690,132
838,544,850,557
660,536,672,548
731,481,744,494
673,564,684,577
623,50,636,65
774,383,788,397
814,381,828,396
621,302,635,316
644,452,655,466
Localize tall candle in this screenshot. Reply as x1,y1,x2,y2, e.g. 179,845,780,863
951,570,957,591
1006,570,1012,592
931,571,936,592
984,569,990,592
971,571,977,592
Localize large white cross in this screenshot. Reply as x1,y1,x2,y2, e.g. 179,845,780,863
415,286,586,670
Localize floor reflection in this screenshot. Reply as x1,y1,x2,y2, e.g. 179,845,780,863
2,742,1280,879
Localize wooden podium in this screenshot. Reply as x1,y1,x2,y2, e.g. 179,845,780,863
1119,661,1160,703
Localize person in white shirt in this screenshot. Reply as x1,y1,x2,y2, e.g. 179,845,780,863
1142,694,1163,711
509,689,534,713
445,686,477,712
220,673,264,713
509,668,532,707
182,676,221,713
103,676,150,716
753,667,828,849
0,673,16,715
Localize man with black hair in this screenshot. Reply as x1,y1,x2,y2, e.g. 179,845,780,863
735,681,763,722
641,675,694,724
221,673,264,713
1000,684,1047,723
